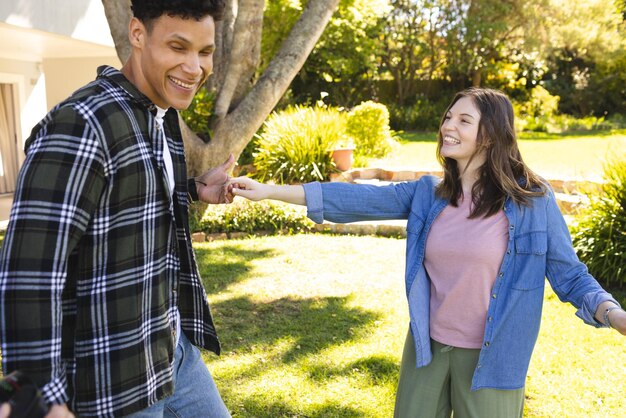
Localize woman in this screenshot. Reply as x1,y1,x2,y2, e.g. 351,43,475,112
227,88,626,417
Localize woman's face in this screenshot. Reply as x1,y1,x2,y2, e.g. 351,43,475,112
439,96,485,171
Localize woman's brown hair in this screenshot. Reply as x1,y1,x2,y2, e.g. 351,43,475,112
436,88,547,218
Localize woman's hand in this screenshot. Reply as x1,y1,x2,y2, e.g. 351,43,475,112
227,177,306,205
227,177,270,202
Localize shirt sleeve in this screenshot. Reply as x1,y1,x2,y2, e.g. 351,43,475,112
0,105,106,405
187,177,199,202
543,189,620,327
302,179,421,224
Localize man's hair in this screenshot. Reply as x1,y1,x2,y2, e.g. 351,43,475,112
131,0,226,28
436,88,547,218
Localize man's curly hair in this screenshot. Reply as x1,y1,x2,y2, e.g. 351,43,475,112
131,0,225,27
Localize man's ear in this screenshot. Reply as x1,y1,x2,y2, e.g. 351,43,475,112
128,17,146,48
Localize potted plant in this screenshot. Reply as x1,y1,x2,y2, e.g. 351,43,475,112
330,136,356,171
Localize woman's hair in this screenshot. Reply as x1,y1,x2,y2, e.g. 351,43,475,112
131,0,226,28
435,87,547,218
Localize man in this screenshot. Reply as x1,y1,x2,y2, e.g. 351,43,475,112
0,1,232,416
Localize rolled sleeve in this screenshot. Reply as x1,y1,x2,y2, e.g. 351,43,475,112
303,182,324,224
576,292,621,328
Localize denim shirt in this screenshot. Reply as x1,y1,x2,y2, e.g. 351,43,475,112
303,176,618,391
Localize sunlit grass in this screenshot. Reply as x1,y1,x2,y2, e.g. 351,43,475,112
374,131,626,182
199,234,626,417
200,234,407,417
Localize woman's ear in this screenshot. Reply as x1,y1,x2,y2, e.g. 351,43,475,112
128,17,146,48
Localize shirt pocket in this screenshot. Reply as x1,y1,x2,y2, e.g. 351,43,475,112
511,231,547,290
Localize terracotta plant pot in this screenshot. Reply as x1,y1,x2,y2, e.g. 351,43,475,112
331,148,354,171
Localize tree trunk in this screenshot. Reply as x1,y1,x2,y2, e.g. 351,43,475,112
213,0,264,119
187,0,340,175
102,0,132,65
210,0,237,93
103,0,340,176
472,69,482,87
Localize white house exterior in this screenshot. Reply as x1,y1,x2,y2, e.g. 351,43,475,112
0,0,121,202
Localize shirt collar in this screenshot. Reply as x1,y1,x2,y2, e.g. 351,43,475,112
96,65,156,111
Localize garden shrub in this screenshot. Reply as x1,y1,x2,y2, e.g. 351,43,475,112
253,105,347,184
387,97,449,131
550,114,613,132
571,158,626,289
188,201,207,234
514,86,616,133
199,199,314,235
514,86,560,133
606,113,626,129
346,101,397,162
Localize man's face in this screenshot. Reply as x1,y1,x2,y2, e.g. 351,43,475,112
131,14,215,110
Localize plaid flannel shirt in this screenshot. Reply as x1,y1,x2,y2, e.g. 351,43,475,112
0,66,220,417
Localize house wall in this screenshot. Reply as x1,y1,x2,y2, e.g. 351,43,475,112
0,57,44,149
0,0,115,47
0,1,120,206
0,0,121,149
44,56,122,110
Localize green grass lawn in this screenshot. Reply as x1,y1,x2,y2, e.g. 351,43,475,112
2,129,624,416
198,234,626,417
371,130,626,182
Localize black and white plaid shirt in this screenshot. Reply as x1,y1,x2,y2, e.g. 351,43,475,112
0,66,221,417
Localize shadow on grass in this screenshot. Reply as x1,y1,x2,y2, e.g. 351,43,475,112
308,354,399,385
238,399,364,418
212,295,380,363
194,244,278,294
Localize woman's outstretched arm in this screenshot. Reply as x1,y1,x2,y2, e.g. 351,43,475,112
228,176,306,205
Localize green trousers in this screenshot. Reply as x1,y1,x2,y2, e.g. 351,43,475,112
394,330,524,418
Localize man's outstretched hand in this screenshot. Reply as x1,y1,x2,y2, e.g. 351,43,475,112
194,154,236,204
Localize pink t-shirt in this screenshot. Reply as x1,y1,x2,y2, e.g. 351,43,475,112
425,195,509,349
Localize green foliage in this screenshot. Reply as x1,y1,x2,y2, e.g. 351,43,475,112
546,47,626,118
188,201,207,234
514,86,559,132
281,0,390,106
180,87,215,141
253,105,347,183
346,101,396,161
572,158,626,289
198,199,313,234
514,86,617,133
259,0,626,125
515,85,560,119
198,234,626,417
387,96,450,131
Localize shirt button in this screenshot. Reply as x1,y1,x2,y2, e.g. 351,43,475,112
506,250,511,255
492,293,497,299
498,272,504,277
510,225,515,230
488,316,493,322
484,342,490,347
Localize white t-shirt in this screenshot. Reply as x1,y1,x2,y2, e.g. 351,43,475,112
154,106,182,349
155,106,175,197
